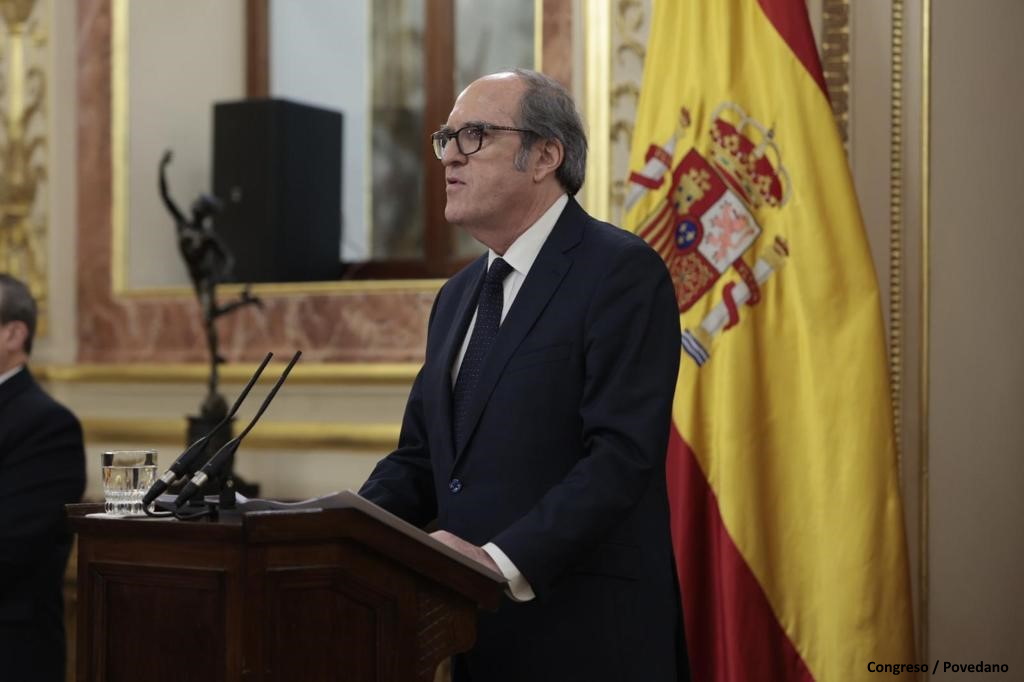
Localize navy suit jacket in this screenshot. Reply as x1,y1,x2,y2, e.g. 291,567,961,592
360,198,687,681
0,367,86,682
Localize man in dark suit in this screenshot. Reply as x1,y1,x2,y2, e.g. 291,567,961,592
0,274,86,682
360,69,687,681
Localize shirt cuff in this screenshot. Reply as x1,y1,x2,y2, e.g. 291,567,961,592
481,542,536,602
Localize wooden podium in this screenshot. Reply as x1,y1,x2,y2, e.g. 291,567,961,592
67,494,504,682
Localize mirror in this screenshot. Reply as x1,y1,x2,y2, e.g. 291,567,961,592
115,0,536,292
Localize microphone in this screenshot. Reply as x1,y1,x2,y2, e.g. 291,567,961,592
174,350,302,509
142,352,274,509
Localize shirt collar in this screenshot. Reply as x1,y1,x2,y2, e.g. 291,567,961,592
0,364,24,387
487,193,569,277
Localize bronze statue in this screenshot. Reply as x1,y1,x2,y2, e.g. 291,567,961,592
159,150,262,421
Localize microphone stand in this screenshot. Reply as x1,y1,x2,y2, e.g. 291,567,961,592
173,350,302,520
143,353,274,517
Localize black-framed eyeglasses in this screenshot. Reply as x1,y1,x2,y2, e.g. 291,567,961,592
431,123,537,160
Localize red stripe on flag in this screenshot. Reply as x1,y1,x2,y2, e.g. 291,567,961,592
667,424,814,682
646,144,673,167
721,282,741,330
629,170,664,190
756,0,828,96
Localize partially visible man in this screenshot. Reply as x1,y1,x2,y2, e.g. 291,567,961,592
360,70,687,681
0,274,86,682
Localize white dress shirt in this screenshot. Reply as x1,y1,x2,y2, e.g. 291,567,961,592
0,364,24,387
451,193,568,602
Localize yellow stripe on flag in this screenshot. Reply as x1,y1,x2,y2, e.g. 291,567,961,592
624,1,915,680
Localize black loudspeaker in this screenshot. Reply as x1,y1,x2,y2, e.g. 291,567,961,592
212,98,342,283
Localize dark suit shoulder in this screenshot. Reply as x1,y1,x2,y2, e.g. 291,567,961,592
0,370,82,452
431,254,486,318
15,373,79,426
575,215,671,279
443,253,487,292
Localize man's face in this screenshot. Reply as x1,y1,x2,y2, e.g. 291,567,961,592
440,75,536,237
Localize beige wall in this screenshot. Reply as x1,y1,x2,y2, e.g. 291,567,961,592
124,0,246,290
29,0,79,366
849,0,1024,671
928,0,1024,667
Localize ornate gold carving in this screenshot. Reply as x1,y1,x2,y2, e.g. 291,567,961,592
614,0,645,63
608,0,649,224
0,0,48,332
821,0,851,148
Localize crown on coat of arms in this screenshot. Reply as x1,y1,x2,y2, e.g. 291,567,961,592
707,102,790,209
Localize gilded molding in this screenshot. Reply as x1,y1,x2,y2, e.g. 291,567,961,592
81,417,399,451
114,278,444,299
607,0,648,224
534,0,543,71
582,0,612,222
888,2,905,476
108,0,444,298
917,0,932,661
111,0,127,294
821,0,851,147
35,361,420,385
614,0,645,64
0,0,49,332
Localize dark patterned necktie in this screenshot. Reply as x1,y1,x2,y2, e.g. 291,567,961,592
452,257,514,448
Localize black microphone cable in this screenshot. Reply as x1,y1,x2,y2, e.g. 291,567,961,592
142,352,274,517
172,350,303,517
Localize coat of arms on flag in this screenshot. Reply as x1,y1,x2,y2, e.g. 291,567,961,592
627,103,792,367
624,3,916,680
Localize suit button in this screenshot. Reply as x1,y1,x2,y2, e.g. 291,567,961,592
448,478,463,494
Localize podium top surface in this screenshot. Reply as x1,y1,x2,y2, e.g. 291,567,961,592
67,492,505,609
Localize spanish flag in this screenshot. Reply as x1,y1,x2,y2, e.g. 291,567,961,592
623,1,915,680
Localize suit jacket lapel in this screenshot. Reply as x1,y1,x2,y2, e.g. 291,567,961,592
429,256,488,467
0,366,31,414
452,200,585,465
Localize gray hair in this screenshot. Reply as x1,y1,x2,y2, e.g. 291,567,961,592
510,68,587,195
0,274,37,354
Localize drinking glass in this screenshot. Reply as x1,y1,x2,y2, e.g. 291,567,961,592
101,450,158,516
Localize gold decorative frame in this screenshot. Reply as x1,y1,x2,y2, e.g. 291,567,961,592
81,417,398,450
534,0,544,71
109,3,440,296
108,0,551,299
109,0,442,297
35,361,419,385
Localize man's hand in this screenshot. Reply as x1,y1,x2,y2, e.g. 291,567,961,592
429,530,500,573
